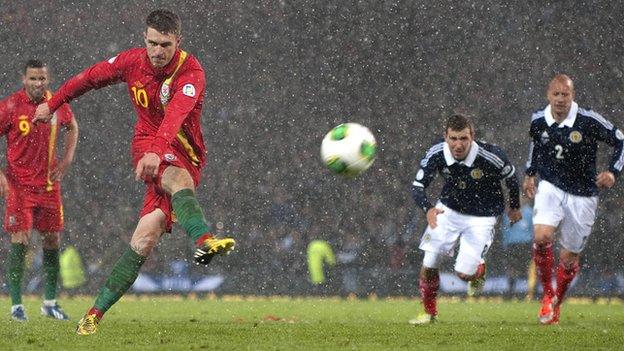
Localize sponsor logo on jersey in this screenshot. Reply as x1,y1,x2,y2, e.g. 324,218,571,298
540,131,550,144
569,131,583,143
470,168,483,179
458,180,467,189
182,84,196,97
164,153,177,162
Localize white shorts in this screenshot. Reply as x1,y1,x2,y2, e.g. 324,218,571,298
419,203,496,275
533,180,598,253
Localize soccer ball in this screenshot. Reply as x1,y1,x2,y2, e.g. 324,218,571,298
320,123,377,177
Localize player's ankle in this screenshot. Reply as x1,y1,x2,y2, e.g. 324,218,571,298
194,233,214,246
88,307,104,320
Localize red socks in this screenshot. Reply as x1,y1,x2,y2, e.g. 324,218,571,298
533,242,554,297
419,275,440,316
534,241,580,304
556,261,580,304
475,263,485,280
195,233,214,247
88,307,104,320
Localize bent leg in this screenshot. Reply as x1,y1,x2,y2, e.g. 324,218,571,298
454,221,494,282
455,263,485,282
91,210,166,318
161,166,211,243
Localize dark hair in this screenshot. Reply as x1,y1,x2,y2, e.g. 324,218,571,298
146,9,181,36
445,114,474,133
24,59,46,74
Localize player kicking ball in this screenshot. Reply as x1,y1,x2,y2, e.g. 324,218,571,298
409,114,521,324
34,10,235,334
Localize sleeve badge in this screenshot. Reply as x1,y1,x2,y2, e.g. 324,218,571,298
182,84,196,97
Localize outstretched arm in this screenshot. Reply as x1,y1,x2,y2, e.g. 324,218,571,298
34,53,127,123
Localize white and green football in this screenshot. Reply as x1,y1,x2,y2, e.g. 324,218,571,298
320,123,377,177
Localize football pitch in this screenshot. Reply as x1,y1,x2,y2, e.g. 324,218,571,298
1,296,623,350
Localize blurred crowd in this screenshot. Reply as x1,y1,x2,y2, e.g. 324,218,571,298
1,1,623,297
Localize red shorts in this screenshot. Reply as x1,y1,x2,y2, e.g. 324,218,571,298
4,184,64,233
134,146,202,233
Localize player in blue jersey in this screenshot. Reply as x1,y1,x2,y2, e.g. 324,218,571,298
409,114,522,324
523,74,624,325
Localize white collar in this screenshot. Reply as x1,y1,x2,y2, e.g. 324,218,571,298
443,140,479,167
544,101,578,128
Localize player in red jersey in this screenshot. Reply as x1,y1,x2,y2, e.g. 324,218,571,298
34,9,235,334
0,60,78,322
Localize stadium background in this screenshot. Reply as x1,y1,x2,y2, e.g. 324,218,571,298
0,1,623,297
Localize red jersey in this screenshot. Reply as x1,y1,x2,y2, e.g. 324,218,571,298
47,48,206,169
0,90,74,189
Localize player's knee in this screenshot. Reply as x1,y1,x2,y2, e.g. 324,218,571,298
455,271,473,281
41,233,61,249
533,225,555,244
420,267,439,280
130,232,160,256
10,231,30,245
161,166,194,194
559,251,580,268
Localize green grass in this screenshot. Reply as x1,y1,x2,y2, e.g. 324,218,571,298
1,295,623,350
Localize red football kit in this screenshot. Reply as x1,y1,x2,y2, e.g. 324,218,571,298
0,90,74,232
47,48,206,231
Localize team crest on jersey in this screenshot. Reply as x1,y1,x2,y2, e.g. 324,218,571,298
569,131,583,143
616,129,624,141
470,168,483,179
183,84,196,97
164,153,177,162
540,131,550,144
423,234,431,242
8,216,16,226
160,83,171,105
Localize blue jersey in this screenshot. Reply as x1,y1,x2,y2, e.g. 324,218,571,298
525,102,624,196
412,139,520,217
